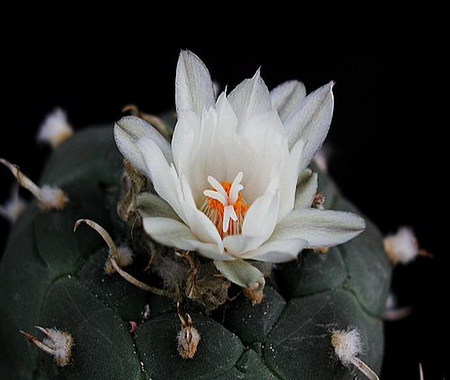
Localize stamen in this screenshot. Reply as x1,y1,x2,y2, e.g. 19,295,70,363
202,172,248,237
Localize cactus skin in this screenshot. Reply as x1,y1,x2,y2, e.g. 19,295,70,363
0,125,391,379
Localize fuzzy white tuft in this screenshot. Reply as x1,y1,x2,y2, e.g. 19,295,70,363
39,185,69,210
331,328,363,366
105,245,134,274
384,226,419,264
42,328,74,367
37,108,73,148
21,327,73,367
384,293,396,310
0,186,26,222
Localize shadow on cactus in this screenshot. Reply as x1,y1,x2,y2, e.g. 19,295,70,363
0,51,391,379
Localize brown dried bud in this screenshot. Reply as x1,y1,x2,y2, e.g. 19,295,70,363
177,305,200,359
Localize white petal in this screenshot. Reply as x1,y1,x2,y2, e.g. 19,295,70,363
137,138,185,221
294,170,318,209
142,216,230,261
180,175,224,250
285,82,334,167
242,189,280,249
214,259,264,288
142,217,197,251
215,92,238,134
175,50,215,114
270,80,306,122
228,69,273,129
186,240,233,261
223,234,264,255
240,238,307,263
171,111,198,178
271,208,365,248
114,116,172,174
277,139,305,222
238,111,288,202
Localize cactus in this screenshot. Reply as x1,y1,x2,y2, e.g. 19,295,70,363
0,122,391,379
0,51,392,379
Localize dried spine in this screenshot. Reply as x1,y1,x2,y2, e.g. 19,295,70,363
20,327,73,367
0,158,68,211
74,219,173,298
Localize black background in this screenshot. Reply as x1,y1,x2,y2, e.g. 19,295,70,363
0,9,448,380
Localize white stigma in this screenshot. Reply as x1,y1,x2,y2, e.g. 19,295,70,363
203,172,244,233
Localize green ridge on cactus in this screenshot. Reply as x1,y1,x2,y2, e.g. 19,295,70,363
0,125,392,379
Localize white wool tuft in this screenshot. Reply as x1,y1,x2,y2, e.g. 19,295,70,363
384,226,419,264
0,187,26,223
331,328,363,366
116,245,134,267
37,108,73,148
105,245,134,274
39,185,68,210
42,328,73,366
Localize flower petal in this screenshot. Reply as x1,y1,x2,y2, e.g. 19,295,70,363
294,170,318,209
223,234,266,256
242,187,280,249
175,50,215,114
142,217,197,251
180,175,224,250
285,82,334,167
227,69,273,130
187,240,233,261
270,80,306,122
142,216,230,261
137,138,185,222
114,116,172,174
214,259,264,288
171,111,198,178
136,192,181,221
271,208,365,248
277,139,305,221
240,238,307,263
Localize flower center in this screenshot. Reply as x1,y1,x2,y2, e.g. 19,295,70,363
201,172,249,237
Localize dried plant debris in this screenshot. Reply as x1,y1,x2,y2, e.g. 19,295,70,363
177,304,200,359
0,158,68,211
21,327,73,367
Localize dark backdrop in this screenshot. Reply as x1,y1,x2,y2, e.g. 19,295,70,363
0,14,448,380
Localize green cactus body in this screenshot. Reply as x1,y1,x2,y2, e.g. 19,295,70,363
0,124,391,379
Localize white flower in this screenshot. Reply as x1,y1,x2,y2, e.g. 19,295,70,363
114,51,364,286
